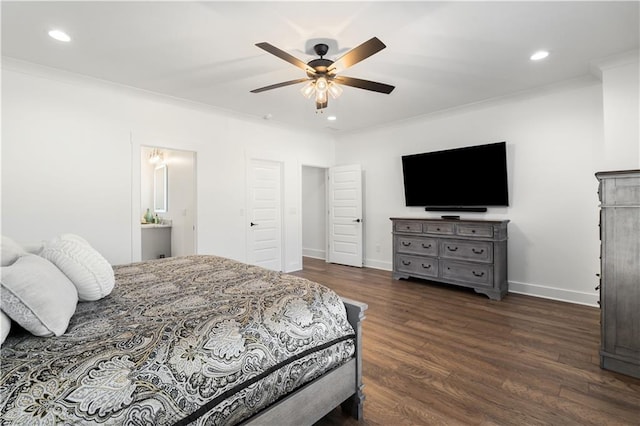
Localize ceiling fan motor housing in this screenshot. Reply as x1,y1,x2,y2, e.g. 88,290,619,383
313,43,329,57
306,58,334,77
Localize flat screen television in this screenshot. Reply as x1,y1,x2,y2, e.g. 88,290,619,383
401,141,509,210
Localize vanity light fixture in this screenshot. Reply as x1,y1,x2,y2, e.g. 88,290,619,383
48,29,71,42
149,149,164,164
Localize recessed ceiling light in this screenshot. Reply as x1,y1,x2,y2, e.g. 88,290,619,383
530,50,549,61
48,29,71,42
327,116,337,121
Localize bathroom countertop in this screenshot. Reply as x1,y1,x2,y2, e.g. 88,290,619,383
141,223,172,228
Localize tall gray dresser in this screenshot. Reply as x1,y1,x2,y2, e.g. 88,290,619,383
391,218,509,300
596,170,640,378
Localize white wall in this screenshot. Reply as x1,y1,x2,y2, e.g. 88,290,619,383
140,147,155,221
164,149,196,258
301,166,326,259
335,79,607,305
1,60,335,270
598,51,640,169
2,64,132,263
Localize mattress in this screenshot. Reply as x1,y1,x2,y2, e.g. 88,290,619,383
1,255,355,425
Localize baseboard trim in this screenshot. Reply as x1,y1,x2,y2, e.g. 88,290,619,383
508,280,599,307
302,248,326,260
364,259,392,271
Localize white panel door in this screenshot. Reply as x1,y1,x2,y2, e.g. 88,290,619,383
247,159,283,271
328,164,363,267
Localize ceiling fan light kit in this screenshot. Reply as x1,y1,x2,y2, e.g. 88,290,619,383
251,37,395,111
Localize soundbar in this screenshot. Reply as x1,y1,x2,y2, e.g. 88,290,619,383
425,206,488,213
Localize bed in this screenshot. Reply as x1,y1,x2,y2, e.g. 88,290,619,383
0,254,367,425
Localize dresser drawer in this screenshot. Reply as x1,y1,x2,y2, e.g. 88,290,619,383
396,236,438,256
439,240,493,263
599,175,640,205
396,254,438,278
394,221,423,233
456,223,493,238
441,260,493,287
424,223,455,235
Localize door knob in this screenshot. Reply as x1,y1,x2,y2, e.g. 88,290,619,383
250,222,257,227
353,218,361,223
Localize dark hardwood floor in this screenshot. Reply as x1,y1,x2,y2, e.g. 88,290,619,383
291,257,640,426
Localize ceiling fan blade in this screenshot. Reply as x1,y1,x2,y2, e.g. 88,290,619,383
333,76,395,94
327,37,387,73
255,42,315,74
250,78,309,93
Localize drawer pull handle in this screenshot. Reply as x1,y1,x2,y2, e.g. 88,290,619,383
422,243,432,249
471,230,476,233
406,226,411,229
595,285,600,291
447,246,458,252
402,260,411,266
402,241,412,246
472,248,485,254
421,264,432,269
472,271,485,277
436,228,441,231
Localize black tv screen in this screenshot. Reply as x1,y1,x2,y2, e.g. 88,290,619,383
401,142,509,208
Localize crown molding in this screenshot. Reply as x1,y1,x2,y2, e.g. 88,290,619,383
590,49,640,79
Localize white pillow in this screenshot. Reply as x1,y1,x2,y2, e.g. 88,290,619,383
58,233,91,247
23,241,45,256
40,235,115,302
1,236,28,267
1,310,10,345
0,254,78,337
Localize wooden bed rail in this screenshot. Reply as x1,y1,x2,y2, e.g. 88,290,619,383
341,297,368,420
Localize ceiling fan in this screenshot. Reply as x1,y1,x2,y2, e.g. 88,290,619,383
250,37,395,110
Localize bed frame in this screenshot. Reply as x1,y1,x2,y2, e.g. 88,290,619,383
243,297,368,426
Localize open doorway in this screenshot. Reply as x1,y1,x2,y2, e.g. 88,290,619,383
301,166,327,260
140,146,197,260
302,164,364,267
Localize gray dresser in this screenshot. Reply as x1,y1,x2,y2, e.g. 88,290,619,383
596,170,640,378
391,218,509,300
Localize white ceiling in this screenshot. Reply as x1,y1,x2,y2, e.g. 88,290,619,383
2,1,639,133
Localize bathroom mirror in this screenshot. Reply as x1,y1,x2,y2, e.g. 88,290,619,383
154,164,168,213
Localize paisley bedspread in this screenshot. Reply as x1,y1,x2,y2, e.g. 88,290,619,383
0,255,355,425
